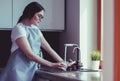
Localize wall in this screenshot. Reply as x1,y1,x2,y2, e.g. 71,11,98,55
80,0,98,68
59,0,98,69
102,0,114,81
59,0,79,61
0,30,60,68
0,30,11,68
41,32,61,62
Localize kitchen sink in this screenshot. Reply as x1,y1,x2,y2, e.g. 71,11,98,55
36,66,102,81
39,66,99,73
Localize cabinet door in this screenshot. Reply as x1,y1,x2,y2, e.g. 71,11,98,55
0,0,12,28
13,0,64,31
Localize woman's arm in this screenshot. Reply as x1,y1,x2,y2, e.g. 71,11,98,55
40,35,64,62
16,37,63,68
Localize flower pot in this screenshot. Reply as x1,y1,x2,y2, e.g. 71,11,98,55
90,61,100,70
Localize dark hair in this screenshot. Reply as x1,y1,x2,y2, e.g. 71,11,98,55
17,2,44,23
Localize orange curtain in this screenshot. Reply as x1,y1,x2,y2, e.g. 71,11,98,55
114,0,120,81
97,0,101,51
97,0,102,69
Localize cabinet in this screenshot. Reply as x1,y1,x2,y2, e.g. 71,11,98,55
12,0,65,31
0,0,64,31
0,0,12,28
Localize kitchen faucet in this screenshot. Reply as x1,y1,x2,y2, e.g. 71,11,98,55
64,44,78,62
64,44,83,70
73,46,83,70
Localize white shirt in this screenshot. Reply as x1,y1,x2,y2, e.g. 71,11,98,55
11,23,43,53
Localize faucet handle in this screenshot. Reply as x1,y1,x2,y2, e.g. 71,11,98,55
68,59,74,62
67,61,76,67
67,61,77,71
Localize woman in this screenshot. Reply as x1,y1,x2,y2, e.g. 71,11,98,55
0,2,66,81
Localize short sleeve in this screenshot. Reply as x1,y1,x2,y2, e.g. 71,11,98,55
38,29,43,37
11,24,26,42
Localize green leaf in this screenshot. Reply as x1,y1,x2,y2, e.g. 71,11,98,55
90,50,101,61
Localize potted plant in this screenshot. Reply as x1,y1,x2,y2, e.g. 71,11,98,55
90,50,101,70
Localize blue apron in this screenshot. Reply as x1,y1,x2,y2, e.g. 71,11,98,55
0,26,42,81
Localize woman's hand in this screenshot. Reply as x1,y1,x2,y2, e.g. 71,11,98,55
50,62,67,71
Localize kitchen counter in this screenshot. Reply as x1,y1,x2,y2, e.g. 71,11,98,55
35,69,103,81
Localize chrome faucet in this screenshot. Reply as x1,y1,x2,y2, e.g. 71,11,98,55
64,44,78,62
73,46,83,70
64,44,83,70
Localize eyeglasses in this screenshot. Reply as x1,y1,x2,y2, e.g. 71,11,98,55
39,15,44,19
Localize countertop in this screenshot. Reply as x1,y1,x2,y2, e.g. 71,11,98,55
35,69,103,81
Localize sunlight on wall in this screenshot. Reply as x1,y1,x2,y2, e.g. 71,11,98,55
80,8,88,68
80,0,97,68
